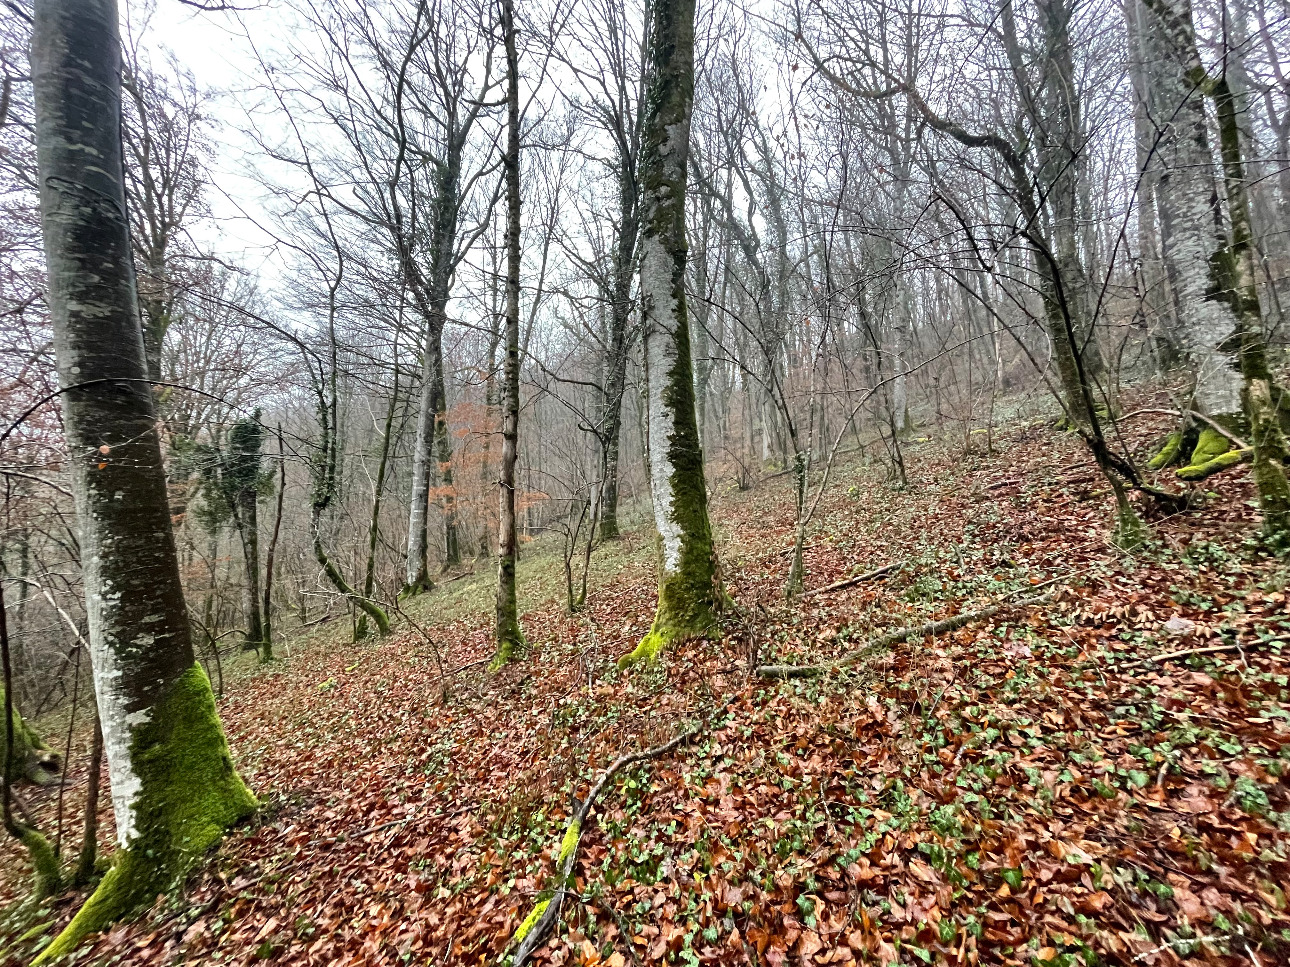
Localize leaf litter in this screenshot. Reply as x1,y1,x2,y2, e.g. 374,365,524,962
3,397,1289,967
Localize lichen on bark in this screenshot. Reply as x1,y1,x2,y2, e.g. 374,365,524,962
35,664,255,964
621,0,722,668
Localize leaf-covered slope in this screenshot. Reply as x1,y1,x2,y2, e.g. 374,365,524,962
4,398,1289,967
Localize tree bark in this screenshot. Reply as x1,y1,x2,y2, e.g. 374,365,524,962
260,426,285,659
1209,73,1290,542
357,367,399,641
598,156,638,541
30,1,255,957
620,0,722,666
1137,0,1244,420
493,0,524,666
74,716,103,887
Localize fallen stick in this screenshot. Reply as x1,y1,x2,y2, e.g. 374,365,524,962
507,720,708,967
1121,636,1287,669
757,593,1054,680
800,561,900,598
323,816,410,845
985,478,1021,492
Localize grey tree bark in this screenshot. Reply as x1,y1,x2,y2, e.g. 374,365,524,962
1137,0,1245,430
492,0,524,666
619,0,723,666
30,0,254,957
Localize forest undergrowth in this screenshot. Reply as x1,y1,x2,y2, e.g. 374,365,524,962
3,391,1289,967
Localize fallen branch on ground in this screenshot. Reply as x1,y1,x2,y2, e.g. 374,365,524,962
1121,636,1288,669
506,719,710,967
756,593,1055,679
800,561,900,597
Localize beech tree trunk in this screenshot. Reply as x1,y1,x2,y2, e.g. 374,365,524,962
1138,0,1243,421
620,0,722,666
493,0,524,665
403,160,464,592
1125,0,1176,359
598,157,638,541
30,1,255,958
405,325,447,595
1210,74,1290,542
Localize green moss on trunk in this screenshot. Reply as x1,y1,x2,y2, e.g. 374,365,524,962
1175,446,1250,480
20,827,62,898
1147,431,1183,470
557,818,581,868
1245,379,1290,547
1177,426,1232,477
512,899,550,945
620,511,720,668
35,665,255,964
2,686,54,783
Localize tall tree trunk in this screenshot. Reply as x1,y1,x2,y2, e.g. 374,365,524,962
236,490,262,653
1210,73,1290,542
357,366,399,641
1138,0,1244,429
73,716,103,886
598,290,630,540
260,426,285,660
493,0,524,666
30,1,255,956
599,156,639,541
998,0,1103,425
619,0,722,667
405,332,437,596
431,334,460,569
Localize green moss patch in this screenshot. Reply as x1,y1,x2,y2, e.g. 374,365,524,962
35,664,255,964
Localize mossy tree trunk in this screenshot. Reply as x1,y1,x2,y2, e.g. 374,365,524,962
1137,0,1290,538
598,171,637,541
620,0,722,667
30,1,256,956
226,417,266,655
492,0,525,668
1136,0,1245,469
1209,74,1290,543
1,652,61,899
260,425,286,660
0,684,52,784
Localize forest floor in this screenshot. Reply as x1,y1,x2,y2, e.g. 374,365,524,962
3,388,1290,967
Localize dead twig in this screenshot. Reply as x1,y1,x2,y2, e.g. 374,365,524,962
1121,636,1287,669
508,718,712,967
756,593,1055,679
800,561,900,598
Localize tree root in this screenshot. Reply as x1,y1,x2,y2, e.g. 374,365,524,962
1176,447,1251,480
756,592,1055,680
505,719,709,966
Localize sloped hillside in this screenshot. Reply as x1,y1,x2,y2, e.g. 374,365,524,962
3,400,1289,967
